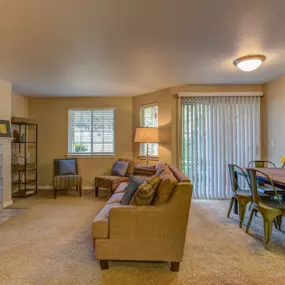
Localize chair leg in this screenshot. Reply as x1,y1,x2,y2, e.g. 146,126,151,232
248,202,253,211
227,197,235,218
79,185,82,197
239,201,247,228
99,260,109,270
95,186,99,197
264,219,273,249
246,208,255,233
276,215,282,231
170,262,180,272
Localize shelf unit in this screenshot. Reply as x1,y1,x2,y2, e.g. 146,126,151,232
11,120,38,198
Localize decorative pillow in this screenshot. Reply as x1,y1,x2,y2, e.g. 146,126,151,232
58,160,76,175
131,175,161,205
133,165,156,177
121,176,147,205
112,160,130,177
152,171,177,205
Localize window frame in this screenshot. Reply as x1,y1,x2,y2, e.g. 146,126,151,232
139,103,159,157
68,108,116,156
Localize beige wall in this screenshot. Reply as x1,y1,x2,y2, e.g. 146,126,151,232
0,78,12,121
11,93,29,118
28,97,133,187
132,89,174,165
262,77,285,166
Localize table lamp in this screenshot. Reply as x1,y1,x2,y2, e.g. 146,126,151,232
134,127,159,166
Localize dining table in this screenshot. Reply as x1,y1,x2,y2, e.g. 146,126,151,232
234,167,285,214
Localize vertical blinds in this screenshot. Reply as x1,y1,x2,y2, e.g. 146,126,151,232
141,105,158,156
68,109,115,155
181,96,260,199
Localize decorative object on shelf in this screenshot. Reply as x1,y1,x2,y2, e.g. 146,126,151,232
0,120,11,137
134,127,159,166
281,156,285,168
13,129,20,142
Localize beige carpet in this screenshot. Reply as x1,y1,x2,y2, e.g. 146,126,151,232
1,191,285,285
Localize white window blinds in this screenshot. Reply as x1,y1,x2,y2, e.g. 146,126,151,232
140,105,158,156
68,109,115,155
181,96,260,199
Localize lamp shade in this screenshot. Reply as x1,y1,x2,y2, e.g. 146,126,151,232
134,127,159,143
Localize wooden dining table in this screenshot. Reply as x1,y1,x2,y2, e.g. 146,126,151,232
234,167,285,214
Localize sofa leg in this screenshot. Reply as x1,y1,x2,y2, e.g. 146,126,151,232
79,186,82,197
99,260,109,270
95,186,99,197
170,262,180,272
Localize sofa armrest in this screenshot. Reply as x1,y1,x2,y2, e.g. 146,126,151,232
109,204,181,240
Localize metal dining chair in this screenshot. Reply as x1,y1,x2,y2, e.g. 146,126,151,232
227,164,253,228
246,168,285,249
248,160,276,168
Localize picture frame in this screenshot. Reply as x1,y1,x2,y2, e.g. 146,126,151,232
0,120,11,137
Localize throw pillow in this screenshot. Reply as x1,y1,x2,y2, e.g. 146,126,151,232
121,176,147,205
112,160,130,177
131,175,161,205
155,162,168,175
58,160,76,175
152,170,177,205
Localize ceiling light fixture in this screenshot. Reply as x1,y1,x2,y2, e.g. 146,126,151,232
233,55,266,72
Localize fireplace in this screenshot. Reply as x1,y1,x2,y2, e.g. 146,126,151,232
0,137,13,208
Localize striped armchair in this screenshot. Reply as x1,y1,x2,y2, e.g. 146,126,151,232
53,158,82,199
94,159,134,197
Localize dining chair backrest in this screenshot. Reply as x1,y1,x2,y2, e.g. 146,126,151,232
247,168,284,209
248,160,276,168
228,164,251,195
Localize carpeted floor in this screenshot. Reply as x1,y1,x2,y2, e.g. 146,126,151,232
1,191,285,285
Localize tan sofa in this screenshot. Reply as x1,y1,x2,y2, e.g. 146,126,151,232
92,164,193,271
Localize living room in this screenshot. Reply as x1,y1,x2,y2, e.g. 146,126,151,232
1,1,285,284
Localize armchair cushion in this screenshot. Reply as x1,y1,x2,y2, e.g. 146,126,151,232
111,160,130,177
121,176,147,205
95,176,129,191
54,175,82,189
133,165,155,177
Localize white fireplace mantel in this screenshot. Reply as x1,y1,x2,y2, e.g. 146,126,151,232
0,137,13,208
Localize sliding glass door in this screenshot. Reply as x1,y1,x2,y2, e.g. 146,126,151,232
181,96,260,199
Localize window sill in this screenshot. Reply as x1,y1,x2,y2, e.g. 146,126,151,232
66,153,116,159
137,155,159,161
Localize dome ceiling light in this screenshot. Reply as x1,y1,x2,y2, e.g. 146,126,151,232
233,55,266,72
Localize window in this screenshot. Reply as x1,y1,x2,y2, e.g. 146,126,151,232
181,96,260,199
68,109,115,155
140,104,158,156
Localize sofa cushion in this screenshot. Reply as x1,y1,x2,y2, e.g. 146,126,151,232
121,176,146,205
155,162,168,175
168,164,190,182
131,175,161,205
111,160,130,177
133,165,156,177
92,203,123,238
152,170,177,205
107,192,125,204
114,182,128,194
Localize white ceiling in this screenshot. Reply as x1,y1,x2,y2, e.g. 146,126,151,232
0,0,285,97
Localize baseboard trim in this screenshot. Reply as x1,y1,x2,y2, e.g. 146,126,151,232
38,186,94,191
3,200,13,208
